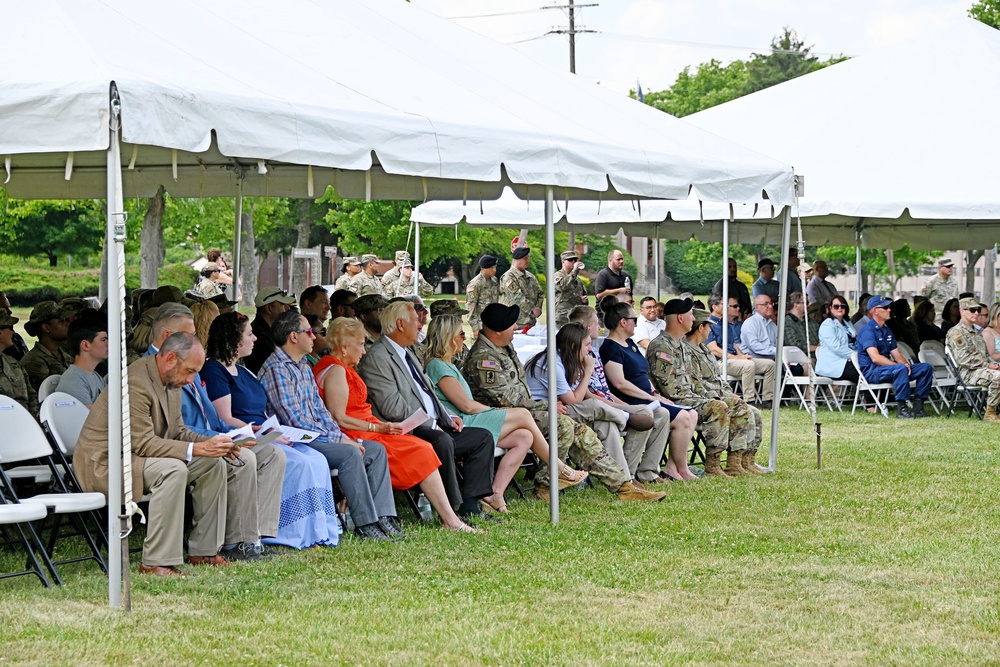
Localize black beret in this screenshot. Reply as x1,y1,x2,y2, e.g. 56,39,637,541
481,303,520,332
479,255,497,269
663,297,693,316
512,247,530,260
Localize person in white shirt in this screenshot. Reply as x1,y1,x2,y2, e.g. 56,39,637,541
741,295,779,360
55,316,108,407
632,296,665,349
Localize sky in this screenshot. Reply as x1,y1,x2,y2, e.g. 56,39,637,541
410,0,972,94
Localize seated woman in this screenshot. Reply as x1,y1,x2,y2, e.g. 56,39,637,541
423,315,587,512
940,298,961,334
598,297,698,482
202,312,342,549
982,303,1000,363
885,298,920,356
815,294,860,382
911,299,944,345
315,317,483,533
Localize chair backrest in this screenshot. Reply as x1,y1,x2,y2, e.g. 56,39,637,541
918,349,950,378
37,374,62,402
39,392,91,456
895,341,915,363
920,340,946,359
0,395,54,464
782,346,810,367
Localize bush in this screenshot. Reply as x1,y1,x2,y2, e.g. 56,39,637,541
0,262,198,306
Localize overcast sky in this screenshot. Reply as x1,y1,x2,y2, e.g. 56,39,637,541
411,0,971,94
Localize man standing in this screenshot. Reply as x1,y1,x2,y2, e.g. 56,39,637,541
712,258,751,317
500,247,544,330
775,247,802,296
921,258,959,325
553,250,588,328
857,295,934,418
358,300,497,523
805,260,839,307
947,298,1000,422
299,285,331,323
335,257,362,291
752,258,780,303
741,295,779,361
379,250,410,288
594,250,632,300
466,255,500,335
74,333,234,576
350,254,385,297
632,297,665,350
706,295,775,408
243,287,297,375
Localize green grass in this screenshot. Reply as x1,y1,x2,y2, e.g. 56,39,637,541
2,410,1000,665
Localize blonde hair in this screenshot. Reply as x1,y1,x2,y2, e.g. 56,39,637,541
424,315,464,363
380,301,414,337
328,317,365,352
989,302,1000,329
190,301,220,348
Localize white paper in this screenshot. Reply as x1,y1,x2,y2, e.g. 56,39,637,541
647,400,660,412
259,414,280,433
398,409,430,434
226,424,256,442
278,425,322,443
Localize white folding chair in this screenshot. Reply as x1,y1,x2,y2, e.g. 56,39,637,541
850,352,895,417
918,349,956,415
944,347,987,419
780,347,835,411
39,392,93,494
895,341,916,364
920,340,947,360
37,374,62,403
0,498,56,587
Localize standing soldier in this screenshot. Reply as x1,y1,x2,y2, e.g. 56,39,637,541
334,256,361,291
466,255,500,336
349,254,385,297
553,250,588,329
947,297,1000,422
0,312,38,416
500,247,544,331
380,250,409,288
387,260,433,299
920,258,959,325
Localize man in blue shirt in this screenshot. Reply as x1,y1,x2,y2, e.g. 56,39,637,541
857,295,934,418
752,258,780,303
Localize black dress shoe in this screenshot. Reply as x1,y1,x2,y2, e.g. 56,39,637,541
377,516,407,540
758,400,773,410
354,523,391,541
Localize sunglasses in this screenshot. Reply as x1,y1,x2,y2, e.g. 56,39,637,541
969,307,982,314
623,316,638,323
830,304,847,310
413,304,426,313
294,328,317,338
457,331,466,337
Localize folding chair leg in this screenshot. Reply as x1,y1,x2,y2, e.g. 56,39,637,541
26,519,61,586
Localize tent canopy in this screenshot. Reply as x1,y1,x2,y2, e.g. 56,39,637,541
1,0,794,204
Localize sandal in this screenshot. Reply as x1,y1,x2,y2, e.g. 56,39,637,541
480,495,509,514
557,464,589,490
448,522,487,535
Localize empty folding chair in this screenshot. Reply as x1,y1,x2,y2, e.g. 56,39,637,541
850,352,895,417
39,392,91,493
0,498,57,587
780,346,836,411
895,341,916,364
918,349,956,415
36,374,62,403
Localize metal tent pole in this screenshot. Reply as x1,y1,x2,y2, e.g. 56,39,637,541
769,207,793,472
232,178,243,304
544,187,559,524
654,223,661,301
855,229,863,301
721,216,730,373
414,222,420,289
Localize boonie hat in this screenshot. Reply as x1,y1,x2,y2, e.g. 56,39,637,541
430,300,467,318
150,285,185,308
28,301,70,324
254,287,296,308
481,303,519,331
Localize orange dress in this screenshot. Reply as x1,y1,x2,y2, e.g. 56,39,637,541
313,356,441,491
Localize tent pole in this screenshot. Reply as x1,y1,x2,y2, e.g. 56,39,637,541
232,177,243,304
654,223,661,302
414,222,420,290
855,229,863,302
769,207,792,472
721,217,730,375
544,187,559,525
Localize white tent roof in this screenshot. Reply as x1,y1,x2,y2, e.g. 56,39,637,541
685,18,1000,250
1,0,793,204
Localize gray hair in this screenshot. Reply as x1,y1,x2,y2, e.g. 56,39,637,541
381,301,414,337
151,303,194,342
272,310,306,347
158,331,201,360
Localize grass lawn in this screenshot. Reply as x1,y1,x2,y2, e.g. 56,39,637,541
3,406,1000,665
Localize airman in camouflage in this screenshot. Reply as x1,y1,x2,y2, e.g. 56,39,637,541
920,258,959,324
0,312,39,416
349,254,385,297
20,301,75,392
380,250,411,288
947,297,1000,422
647,299,748,477
466,255,500,333
464,303,664,502
554,250,588,329
387,261,434,299
334,256,361,291
500,247,544,329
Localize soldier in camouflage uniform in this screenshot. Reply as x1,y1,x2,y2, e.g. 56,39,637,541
646,298,748,477
21,301,75,393
334,256,361,291
429,299,470,368
947,297,1000,422
920,257,959,325
500,247,544,330
466,255,500,334
386,260,434,299
464,303,665,502
0,312,39,416
685,309,765,473
380,250,410,289
353,293,387,351
553,250,588,329
349,254,385,297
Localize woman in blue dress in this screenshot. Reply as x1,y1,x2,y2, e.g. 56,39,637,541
423,315,587,512
202,312,341,549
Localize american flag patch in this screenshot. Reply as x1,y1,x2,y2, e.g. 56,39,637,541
657,352,672,362
480,360,497,369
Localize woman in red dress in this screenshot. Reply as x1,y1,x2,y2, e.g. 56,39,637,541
314,317,483,534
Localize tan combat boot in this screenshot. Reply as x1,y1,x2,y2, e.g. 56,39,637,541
703,451,728,477
724,451,746,476
616,481,666,502
533,485,551,503
985,406,1000,423
742,449,765,474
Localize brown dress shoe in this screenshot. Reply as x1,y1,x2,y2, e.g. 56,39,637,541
616,481,666,502
139,564,189,578
186,554,231,567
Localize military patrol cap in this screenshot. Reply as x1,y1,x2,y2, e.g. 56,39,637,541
200,262,222,276
0,312,18,327
481,303,519,332
663,297,693,316
395,251,411,261
353,293,388,314
343,256,361,266
430,300,467,318
867,295,893,310
511,247,530,260
360,254,378,265
479,255,497,269
691,309,712,325
58,297,91,316
401,259,414,268
150,285,185,307
960,297,981,310
756,257,776,269
560,250,579,261
28,301,71,324
800,261,813,273
254,286,297,308
938,258,954,268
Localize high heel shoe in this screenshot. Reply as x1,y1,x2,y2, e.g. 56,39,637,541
557,464,589,490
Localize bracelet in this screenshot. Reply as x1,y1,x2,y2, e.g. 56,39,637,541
369,423,374,432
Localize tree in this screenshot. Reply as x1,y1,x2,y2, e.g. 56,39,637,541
970,0,1000,29
139,186,166,288
821,245,942,294
0,199,104,266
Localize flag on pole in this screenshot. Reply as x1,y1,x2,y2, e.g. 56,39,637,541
636,80,645,103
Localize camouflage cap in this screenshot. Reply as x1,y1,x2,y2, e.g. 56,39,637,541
58,297,91,316
343,256,361,266
0,312,18,327
353,293,388,314
201,262,222,275
691,308,713,325
28,300,71,324
401,259,414,268
430,299,467,317
560,250,579,261
960,297,981,310
360,254,378,265
150,285,185,307
395,251,411,261
938,257,955,268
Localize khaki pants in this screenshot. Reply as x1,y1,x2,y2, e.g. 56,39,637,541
726,357,776,402
564,398,628,474
225,442,286,544
621,404,670,483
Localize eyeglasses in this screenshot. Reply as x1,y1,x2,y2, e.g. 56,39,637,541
757,303,774,309
294,328,316,337
623,317,638,323
225,455,246,468
413,304,426,313
728,304,740,309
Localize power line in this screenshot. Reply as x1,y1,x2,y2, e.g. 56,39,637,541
589,31,848,59
445,8,549,20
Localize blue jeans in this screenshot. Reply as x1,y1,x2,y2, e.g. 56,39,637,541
863,362,933,401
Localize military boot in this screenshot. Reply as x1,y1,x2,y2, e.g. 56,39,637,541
616,481,666,502
724,451,746,476
703,451,728,477
911,398,928,418
533,485,551,503
742,449,765,474
985,405,1000,423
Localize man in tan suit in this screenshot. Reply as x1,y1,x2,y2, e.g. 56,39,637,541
74,332,235,577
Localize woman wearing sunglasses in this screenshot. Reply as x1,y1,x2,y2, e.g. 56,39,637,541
816,294,860,382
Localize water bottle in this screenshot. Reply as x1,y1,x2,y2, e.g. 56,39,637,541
416,493,433,522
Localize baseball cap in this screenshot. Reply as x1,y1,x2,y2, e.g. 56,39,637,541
960,297,980,310
938,258,954,268
254,287,297,308
757,258,776,269
867,295,893,310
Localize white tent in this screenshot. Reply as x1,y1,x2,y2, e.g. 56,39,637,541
2,0,795,607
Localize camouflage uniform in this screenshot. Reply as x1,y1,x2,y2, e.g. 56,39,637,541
0,352,38,416
193,277,224,299
21,342,74,394
553,264,586,329
646,332,745,455
500,267,544,328
684,338,761,452
334,272,357,291
464,335,629,491
349,271,385,298
921,274,959,325
363,329,379,352
947,321,1000,407
388,273,433,299
465,272,499,332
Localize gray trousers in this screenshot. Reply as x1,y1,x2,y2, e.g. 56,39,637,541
225,442,286,543
304,438,395,527
564,398,629,474
620,403,670,483
142,456,226,567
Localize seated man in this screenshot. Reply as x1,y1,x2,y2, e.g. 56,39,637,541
74,333,234,576
259,310,401,541
706,294,775,408
632,296,665,350
353,294,387,350
947,297,1000,422
56,316,109,407
741,295,779,361
464,303,664,502
358,300,496,522
858,295,934,419
330,289,357,320
244,286,297,375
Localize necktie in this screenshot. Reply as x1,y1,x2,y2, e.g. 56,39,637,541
405,352,432,394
